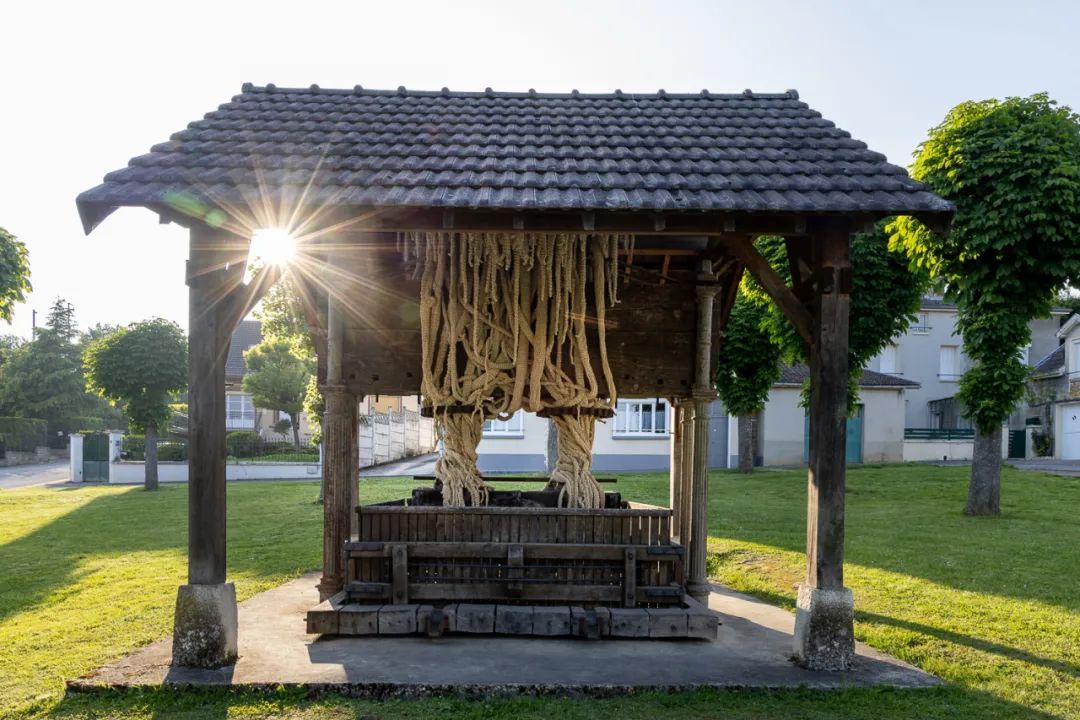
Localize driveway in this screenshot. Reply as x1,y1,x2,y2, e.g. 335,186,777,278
361,453,437,478
1009,458,1080,477
0,461,69,489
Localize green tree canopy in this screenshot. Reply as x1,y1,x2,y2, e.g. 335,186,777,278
891,93,1080,515
84,319,187,434
84,319,187,490
242,337,314,447
0,228,31,323
743,227,929,405
715,293,781,416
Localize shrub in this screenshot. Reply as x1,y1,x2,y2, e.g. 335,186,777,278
0,417,47,452
225,431,261,458
157,442,187,461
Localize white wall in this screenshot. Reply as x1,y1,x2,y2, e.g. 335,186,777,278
762,386,909,465
476,412,549,457
592,416,670,456
109,461,320,484
862,389,907,463
762,389,805,465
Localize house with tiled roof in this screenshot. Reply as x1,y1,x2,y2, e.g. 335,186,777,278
1027,313,1080,459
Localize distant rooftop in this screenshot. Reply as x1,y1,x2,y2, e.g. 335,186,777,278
777,364,919,389
226,320,261,379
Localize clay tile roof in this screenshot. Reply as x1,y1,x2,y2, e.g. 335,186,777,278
76,84,954,233
777,363,919,388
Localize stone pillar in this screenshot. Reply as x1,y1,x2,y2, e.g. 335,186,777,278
69,433,84,483
108,431,123,463
686,263,721,604
318,385,359,599
793,224,855,671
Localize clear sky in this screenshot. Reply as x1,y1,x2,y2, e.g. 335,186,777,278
3,0,1078,337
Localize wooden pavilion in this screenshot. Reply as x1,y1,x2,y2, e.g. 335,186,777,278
77,84,952,671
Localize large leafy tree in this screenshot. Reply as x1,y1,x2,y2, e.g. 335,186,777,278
0,299,109,439
715,294,780,472
0,228,31,323
744,226,929,406
892,94,1080,516
84,319,187,490
242,337,314,448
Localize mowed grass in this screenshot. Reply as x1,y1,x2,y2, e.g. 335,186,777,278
1,465,1077,718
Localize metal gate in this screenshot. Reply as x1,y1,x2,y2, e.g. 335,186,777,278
83,432,109,482
1007,429,1026,459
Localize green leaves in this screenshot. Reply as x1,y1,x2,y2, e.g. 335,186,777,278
83,319,187,433
740,228,929,409
0,228,31,324
241,337,314,418
893,93,1080,431
714,294,780,416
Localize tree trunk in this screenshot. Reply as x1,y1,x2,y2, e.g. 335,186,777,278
291,412,301,449
966,424,1002,516
144,422,159,491
738,414,754,473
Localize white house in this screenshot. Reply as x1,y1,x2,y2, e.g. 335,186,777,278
731,365,917,467
477,399,728,474
1028,313,1080,459
864,296,1068,432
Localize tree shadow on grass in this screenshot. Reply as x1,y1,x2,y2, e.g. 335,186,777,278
0,482,324,628
696,467,1080,612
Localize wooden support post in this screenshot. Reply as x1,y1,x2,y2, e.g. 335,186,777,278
668,399,684,543
686,261,721,604
174,224,270,668
319,290,360,600
793,222,856,671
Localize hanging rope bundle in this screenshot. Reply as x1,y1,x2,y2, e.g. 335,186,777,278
404,231,631,508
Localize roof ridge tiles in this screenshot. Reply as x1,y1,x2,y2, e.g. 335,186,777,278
238,83,801,100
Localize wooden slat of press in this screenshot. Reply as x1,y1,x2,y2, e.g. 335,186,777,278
658,514,669,544
623,548,637,608
391,544,408,604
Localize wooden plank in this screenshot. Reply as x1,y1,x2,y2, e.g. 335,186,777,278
359,505,671,517
624,548,638,608
806,226,851,591
507,544,524,597
391,544,408,604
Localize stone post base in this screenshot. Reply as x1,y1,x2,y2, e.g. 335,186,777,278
686,583,711,605
792,584,854,671
172,583,238,667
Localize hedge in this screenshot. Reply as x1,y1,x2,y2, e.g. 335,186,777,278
0,417,48,453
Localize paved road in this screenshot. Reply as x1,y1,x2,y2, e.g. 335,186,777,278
361,453,438,478
1008,458,1080,476
0,461,69,489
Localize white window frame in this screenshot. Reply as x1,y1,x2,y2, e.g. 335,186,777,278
613,399,671,438
226,393,256,430
939,345,960,381
1071,338,1080,376
879,343,899,375
483,410,525,438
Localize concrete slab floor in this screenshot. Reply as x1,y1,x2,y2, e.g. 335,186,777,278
69,573,937,698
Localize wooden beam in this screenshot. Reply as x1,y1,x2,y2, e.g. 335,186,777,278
725,236,813,344
805,227,851,590
659,255,672,285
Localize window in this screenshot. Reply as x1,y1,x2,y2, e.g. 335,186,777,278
1020,344,1031,366
939,345,960,380
1071,338,1080,376
879,344,899,375
483,410,524,437
614,399,670,437
911,312,931,335
226,393,255,429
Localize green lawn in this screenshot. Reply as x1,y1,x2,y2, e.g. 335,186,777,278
1,465,1077,718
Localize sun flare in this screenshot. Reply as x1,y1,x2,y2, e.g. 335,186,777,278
250,228,297,266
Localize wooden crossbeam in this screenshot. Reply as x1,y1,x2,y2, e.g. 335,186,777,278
724,237,813,344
